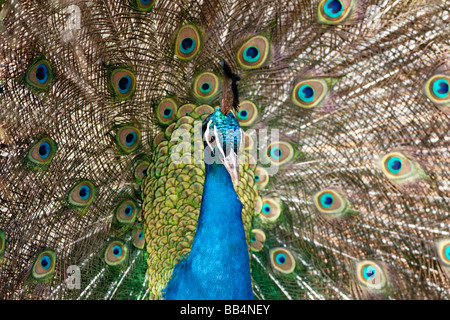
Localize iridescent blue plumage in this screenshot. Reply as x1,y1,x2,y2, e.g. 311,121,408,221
204,108,241,154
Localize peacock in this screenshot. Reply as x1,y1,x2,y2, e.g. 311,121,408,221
0,0,449,301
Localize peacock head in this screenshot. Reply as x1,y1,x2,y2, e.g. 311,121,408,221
202,107,242,186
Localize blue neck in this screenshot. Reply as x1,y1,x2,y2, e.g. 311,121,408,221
163,163,254,300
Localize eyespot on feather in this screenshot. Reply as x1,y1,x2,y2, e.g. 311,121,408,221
175,25,202,61
270,248,296,274
105,241,127,266
237,35,270,69
254,166,269,189
110,68,136,100
68,180,95,207
435,239,450,267
0,231,5,257
236,101,258,127
292,78,329,108
318,0,355,24
134,160,149,184
133,227,145,249
25,58,53,91
265,141,294,166
32,251,56,280
313,189,347,216
153,132,166,147
250,229,266,252
115,199,138,224
177,104,196,118
193,72,220,100
156,98,178,125
195,104,215,117
116,126,141,153
355,260,387,290
243,132,254,151
423,74,450,106
27,136,57,166
130,0,156,11
380,152,417,181
260,198,282,222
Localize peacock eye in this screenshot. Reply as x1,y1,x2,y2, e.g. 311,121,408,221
293,79,329,108
236,100,258,127
68,180,95,207
177,104,195,118
134,160,149,184
193,72,220,101
0,231,5,257
238,110,248,119
156,98,178,125
237,35,270,69
423,75,450,106
436,239,450,266
133,227,145,249
25,58,53,91
313,189,347,216
175,25,202,61
195,105,214,117
318,0,355,24
260,198,282,222
254,166,269,189
265,141,294,166
270,248,296,274
380,152,416,181
110,68,136,100
131,0,156,11
116,126,141,153
27,136,57,166
356,261,387,290
242,132,253,151
115,200,138,224
249,229,266,252
200,83,211,93
105,241,127,266
32,251,56,280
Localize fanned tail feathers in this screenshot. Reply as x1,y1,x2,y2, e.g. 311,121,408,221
0,0,449,300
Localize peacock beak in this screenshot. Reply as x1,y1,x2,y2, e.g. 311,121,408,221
221,150,239,187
